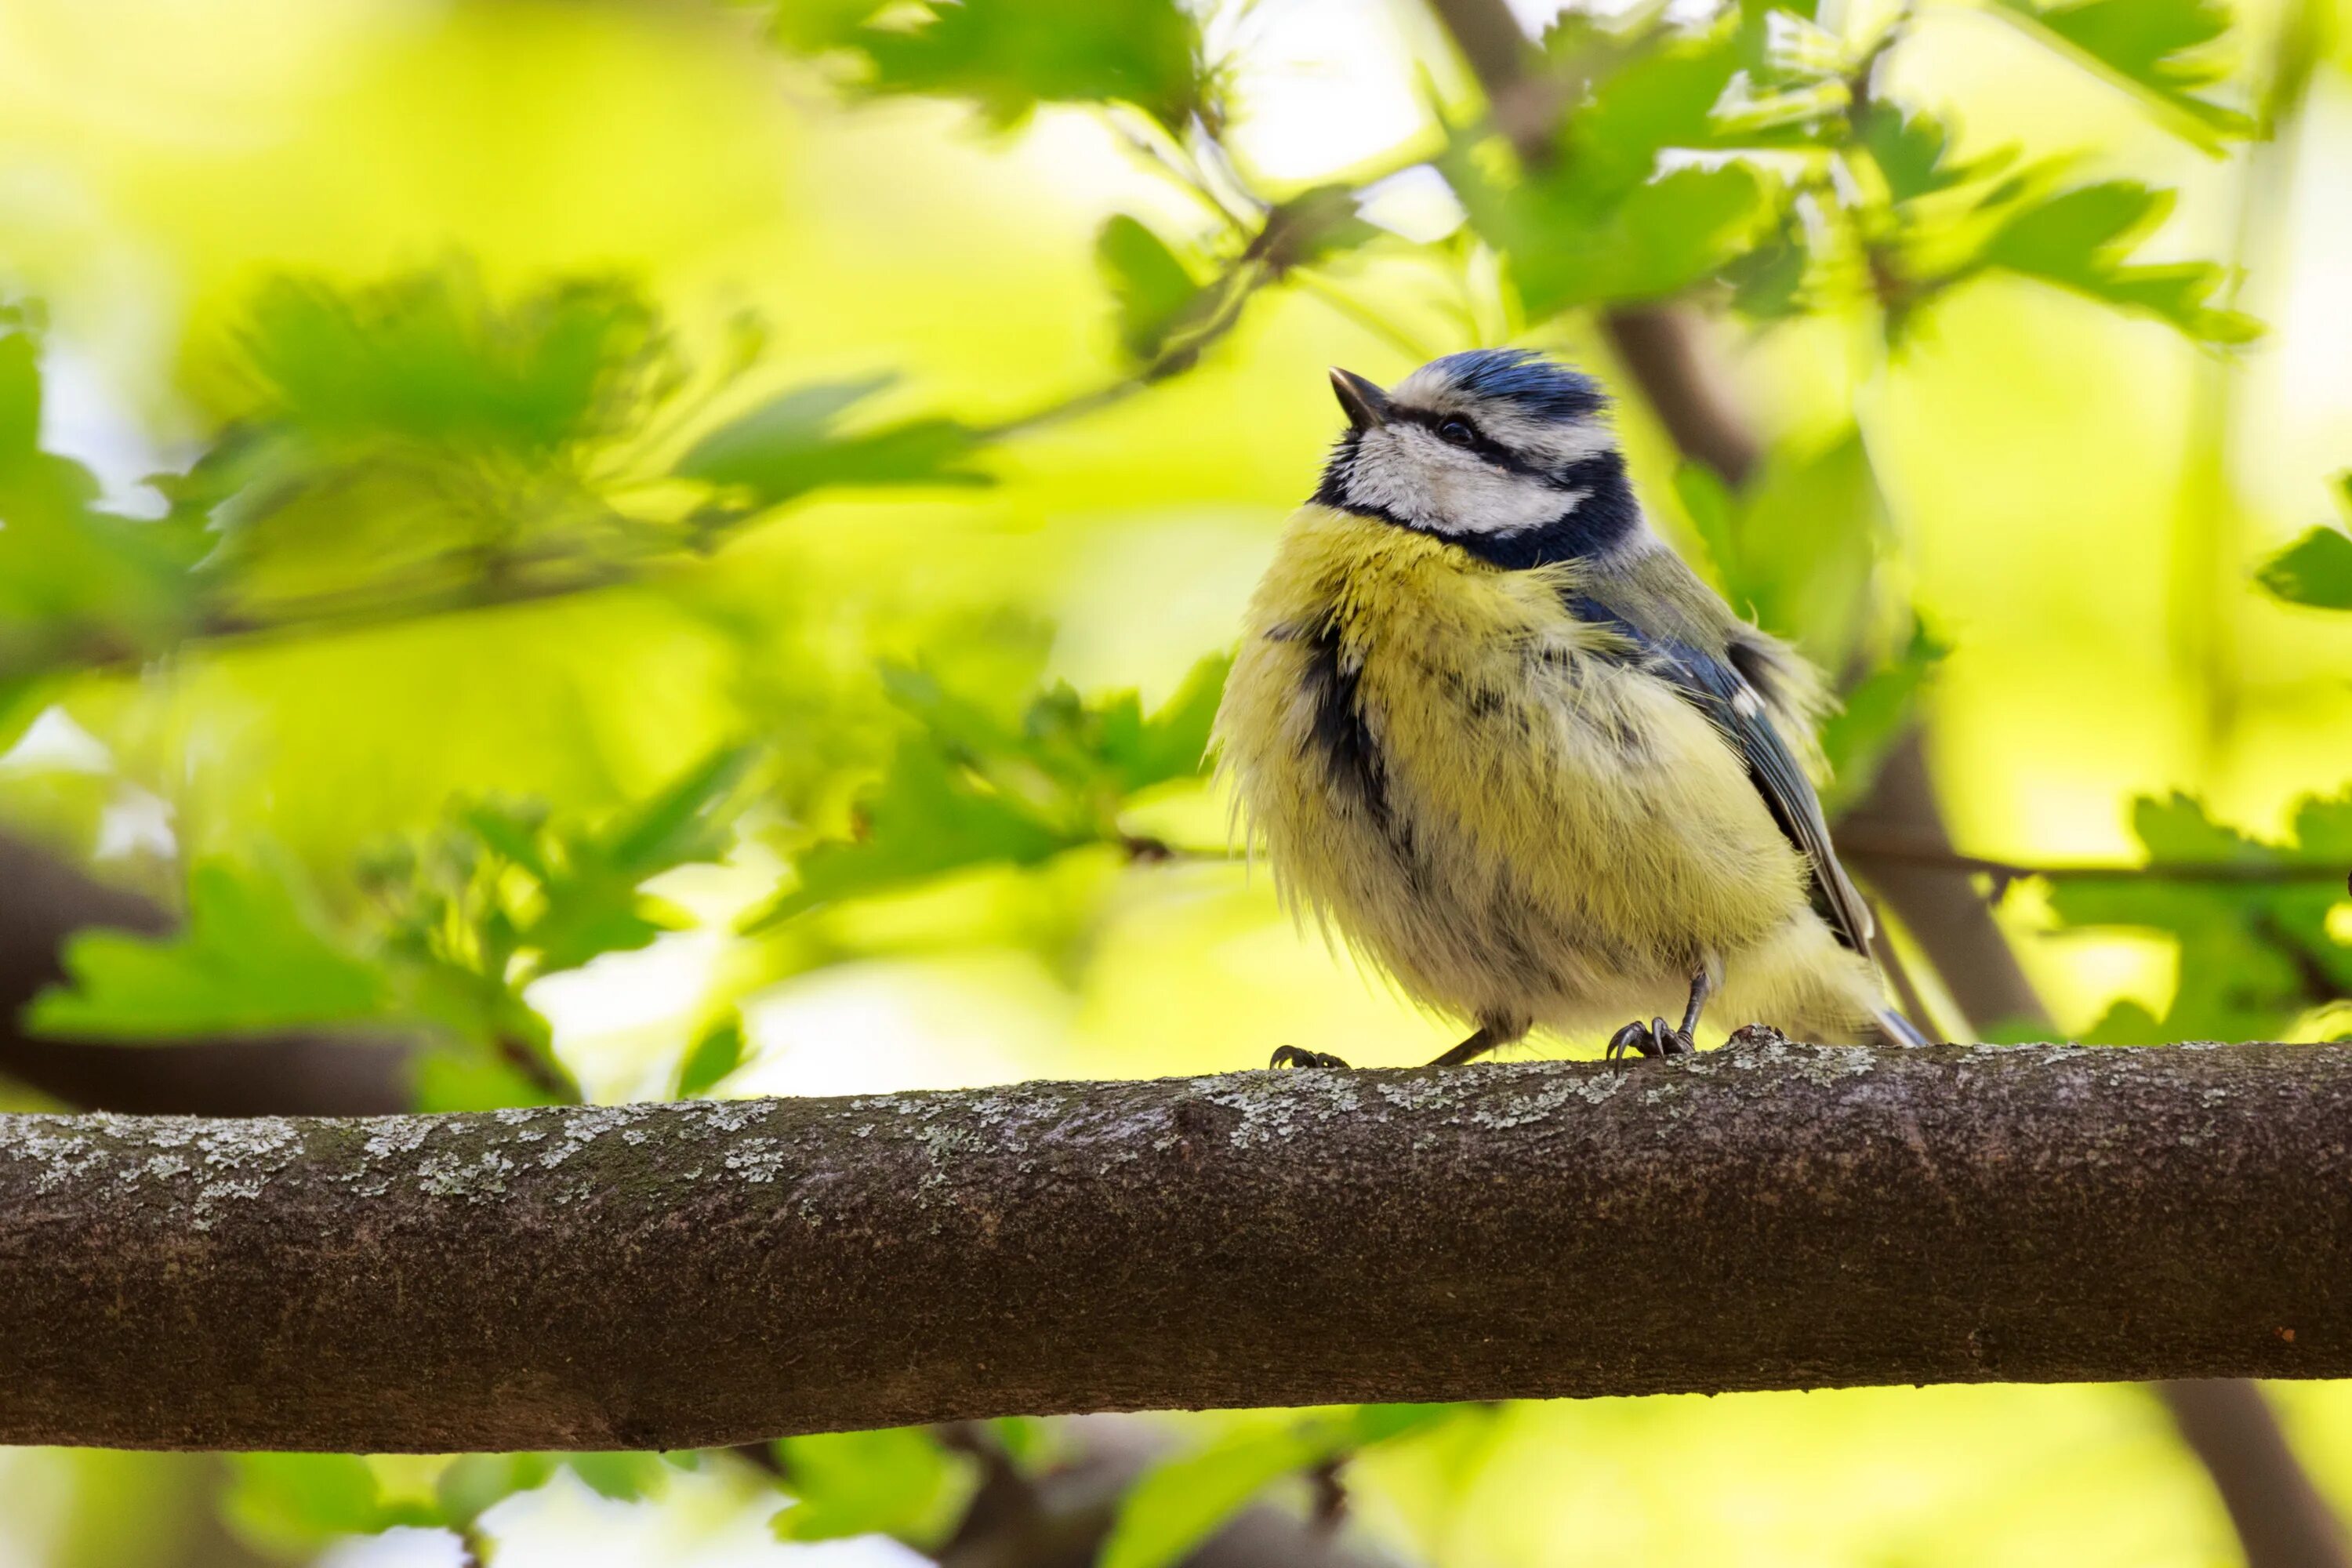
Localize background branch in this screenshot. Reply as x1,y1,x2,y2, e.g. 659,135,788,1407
0,833,412,1117
2160,1380,2352,1568
2,1039,2347,1453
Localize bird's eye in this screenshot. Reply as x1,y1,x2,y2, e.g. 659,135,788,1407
1435,417,1478,448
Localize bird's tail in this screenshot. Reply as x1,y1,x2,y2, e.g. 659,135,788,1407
1872,1006,1936,1048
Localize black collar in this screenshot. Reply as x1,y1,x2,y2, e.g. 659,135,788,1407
1313,443,1639,569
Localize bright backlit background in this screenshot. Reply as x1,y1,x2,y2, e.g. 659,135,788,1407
2,0,2350,1562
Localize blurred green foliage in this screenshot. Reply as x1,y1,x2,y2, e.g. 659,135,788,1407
34,743,757,1107
2038,791,2352,1042
0,317,208,743
774,0,1214,132
1,0,2348,1561
31,859,390,1041
1987,0,2252,145
2258,477,2352,608
221,1455,442,1559
770,1428,977,1547
744,652,1226,928
1104,1405,1465,1568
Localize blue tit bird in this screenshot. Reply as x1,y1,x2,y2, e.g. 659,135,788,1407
1212,349,1931,1065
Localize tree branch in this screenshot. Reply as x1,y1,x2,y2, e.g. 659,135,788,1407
1835,826,2350,890
2158,1380,2352,1568
2,1038,2347,1453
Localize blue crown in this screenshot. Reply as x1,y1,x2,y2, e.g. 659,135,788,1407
1427,349,1608,423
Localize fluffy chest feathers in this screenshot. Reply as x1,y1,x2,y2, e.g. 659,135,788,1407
1214,504,1807,1025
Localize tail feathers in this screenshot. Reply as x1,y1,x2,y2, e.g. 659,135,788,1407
1873,1007,1936,1048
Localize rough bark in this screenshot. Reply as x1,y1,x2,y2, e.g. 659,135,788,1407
1,1038,2346,1454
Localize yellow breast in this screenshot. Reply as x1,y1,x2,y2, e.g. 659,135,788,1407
1214,505,1806,1028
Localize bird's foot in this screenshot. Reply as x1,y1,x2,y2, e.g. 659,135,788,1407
1604,1017,1696,1062
1270,1046,1352,1070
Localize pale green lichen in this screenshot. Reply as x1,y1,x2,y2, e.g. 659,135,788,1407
416,1145,518,1199
722,1136,791,1185
1470,1070,1625,1128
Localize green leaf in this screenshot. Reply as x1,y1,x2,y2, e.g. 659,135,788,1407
563,1452,673,1504
30,862,389,1040
222,1455,431,1558
743,739,1073,930
172,263,731,633
2042,792,2350,1041
1819,625,1947,815
1104,1432,1327,1568
1723,207,1811,321
1856,102,2012,204
1545,17,1747,195
764,0,884,53
338,752,755,1109
237,267,670,458
2077,998,2176,1044
1987,0,2253,150
771,1428,976,1548
845,0,1210,132
1985,180,2163,271
742,662,1225,931
1097,216,1207,363
2288,790,2352,863
434,1454,560,1530
1454,13,1800,318
1110,653,1230,790
694,375,898,458
2130,791,2267,863
524,745,754,974
1978,181,2259,344
1103,1406,1458,1568
601,743,757,880
1248,185,1382,276
1501,165,1774,318
409,1043,568,1114
1687,428,1888,666
0,328,205,681
679,379,989,506
2256,524,2352,609
1674,461,1740,587
674,1012,747,1099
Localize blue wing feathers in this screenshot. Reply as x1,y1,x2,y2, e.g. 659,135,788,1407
1566,593,1876,956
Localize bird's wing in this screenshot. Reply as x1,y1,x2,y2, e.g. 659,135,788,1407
1570,564,1875,955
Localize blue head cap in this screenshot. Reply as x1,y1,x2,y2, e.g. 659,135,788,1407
1417,348,1610,426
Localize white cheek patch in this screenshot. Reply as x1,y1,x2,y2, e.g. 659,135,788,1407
1344,425,1581,538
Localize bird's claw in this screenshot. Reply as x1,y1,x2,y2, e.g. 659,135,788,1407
1270,1045,1352,1070
1604,1017,1696,1062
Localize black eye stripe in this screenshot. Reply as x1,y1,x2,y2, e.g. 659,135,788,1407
1391,406,1563,482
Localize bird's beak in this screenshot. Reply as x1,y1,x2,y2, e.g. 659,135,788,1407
1329,367,1390,431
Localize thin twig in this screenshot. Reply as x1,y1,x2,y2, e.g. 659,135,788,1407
1835,829,2349,892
